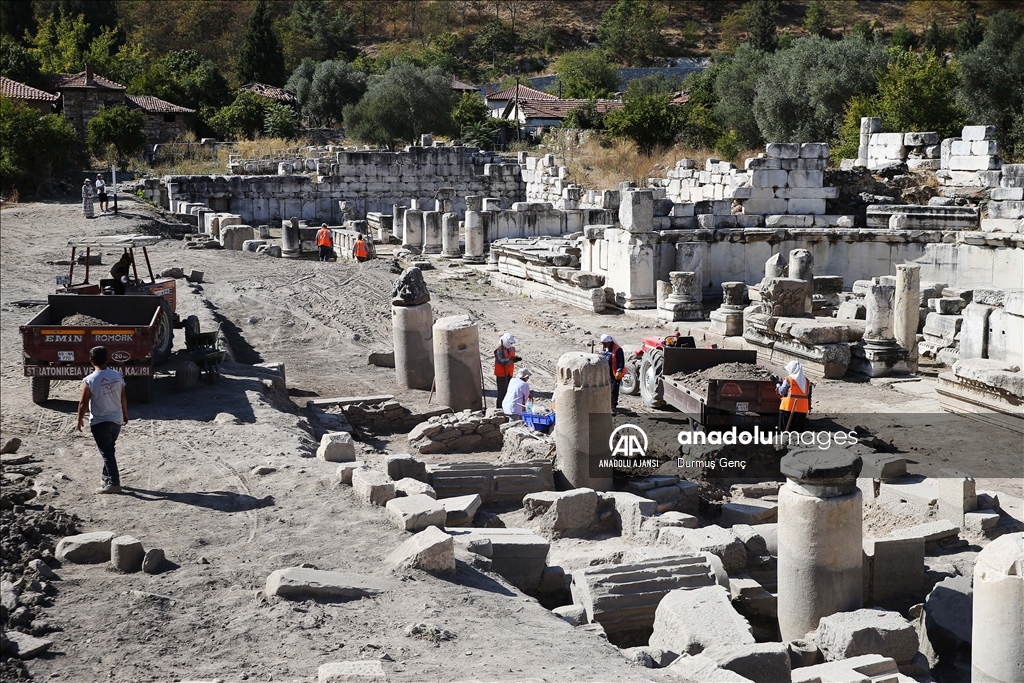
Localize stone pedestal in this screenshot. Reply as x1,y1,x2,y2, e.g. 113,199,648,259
403,209,423,254
282,216,301,259
972,532,1024,683
441,213,461,257
464,210,485,263
432,315,482,412
851,282,910,376
894,264,921,372
554,353,612,492
392,304,434,390
436,187,456,214
392,205,407,241
710,281,746,336
658,271,703,322
778,450,863,641
423,211,442,254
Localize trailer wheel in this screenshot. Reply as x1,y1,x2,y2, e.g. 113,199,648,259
174,361,200,392
620,359,641,396
31,377,50,405
640,348,666,409
131,375,153,403
152,300,174,365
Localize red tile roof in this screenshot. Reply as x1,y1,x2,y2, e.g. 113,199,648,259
452,77,477,91
1,76,59,102
515,98,623,120
126,94,195,114
486,84,558,102
47,70,125,90
239,82,297,104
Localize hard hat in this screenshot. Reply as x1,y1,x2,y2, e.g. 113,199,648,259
600,334,614,343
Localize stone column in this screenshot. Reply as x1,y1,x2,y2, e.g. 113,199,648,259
464,209,485,263
858,117,880,167
764,252,787,281
422,211,442,254
894,264,920,372
392,205,407,241
778,450,863,641
441,213,461,257
403,209,423,254
865,282,896,340
972,532,1024,683
391,268,433,390
852,282,909,377
436,187,456,214
563,185,582,211
789,249,814,315
432,315,482,412
554,353,612,492
710,281,747,336
282,216,301,259
658,271,703,322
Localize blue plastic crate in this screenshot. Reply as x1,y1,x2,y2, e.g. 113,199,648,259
522,411,556,433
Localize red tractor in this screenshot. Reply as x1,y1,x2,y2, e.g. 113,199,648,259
620,334,697,408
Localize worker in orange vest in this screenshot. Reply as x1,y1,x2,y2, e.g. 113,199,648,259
494,333,521,408
600,334,626,414
777,360,811,430
316,224,333,261
353,234,370,262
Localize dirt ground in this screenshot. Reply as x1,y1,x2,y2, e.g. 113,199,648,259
1,196,1021,682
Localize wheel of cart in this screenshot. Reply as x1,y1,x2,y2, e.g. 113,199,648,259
191,348,226,383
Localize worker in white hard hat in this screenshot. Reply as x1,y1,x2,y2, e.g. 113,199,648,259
502,366,533,417
600,334,626,414
494,332,521,408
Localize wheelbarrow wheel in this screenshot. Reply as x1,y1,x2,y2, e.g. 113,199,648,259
184,315,200,351
174,361,200,392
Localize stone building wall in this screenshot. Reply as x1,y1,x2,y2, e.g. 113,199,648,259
61,89,126,136
141,112,188,144
167,146,524,223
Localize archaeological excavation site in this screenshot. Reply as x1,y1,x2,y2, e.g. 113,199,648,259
2,120,1023,683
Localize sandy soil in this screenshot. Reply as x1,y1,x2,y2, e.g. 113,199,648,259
1,196,1020,682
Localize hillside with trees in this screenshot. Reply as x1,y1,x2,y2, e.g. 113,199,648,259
1,0,1023,192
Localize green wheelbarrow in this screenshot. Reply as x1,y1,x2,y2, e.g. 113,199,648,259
190,348,226,383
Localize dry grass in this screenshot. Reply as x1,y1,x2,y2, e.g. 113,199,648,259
545,134,763,191
148,136,314,176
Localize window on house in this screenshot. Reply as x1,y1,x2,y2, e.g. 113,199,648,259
163,114,176,123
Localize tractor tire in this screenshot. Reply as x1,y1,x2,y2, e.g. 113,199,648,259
31,377,50,405
620,359,641,396
639,347,666,409
131,375,154,403
184,315,200,351
152,300,174,365
174,361,200,392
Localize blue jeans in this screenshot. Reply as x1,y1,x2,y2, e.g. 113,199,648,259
91,421,121,486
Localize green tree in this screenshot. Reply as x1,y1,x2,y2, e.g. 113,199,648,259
873,49,963,137
850,19,874,41
28,11,88,74
460,118,503,151
833,94,877,162
1,0,35,42
753,34,888,143
746,0,777,53
263,101,300,138
304,59,366,126
549,49,619,99
472,19,515,68
923,21,947,53
713,42,770,149
1,36,42,86
208,92,270,140
451,92,489,132
597,0,667,66
1,95,82,195
954,14,984,54
130,50,231,113
51,0,119,46
285,58,316,112
803,1,829,37
563,99,605,130
86,103,145,163
287,0,358,63
236,0,285,86
624,72,679,97
957,11,1024,160
677,67,722,149
342,61,456,149
83,27,147,86
604,90,681,153
889,23,918,50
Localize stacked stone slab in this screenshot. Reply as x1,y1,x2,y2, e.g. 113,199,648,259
406,410,507,453
428,460,554,503
570,554,723,644
449,527,550,593
943,125,1002,173
489,237,605,313
859,118,942,171
625,476,698,514
865,204,979,230
521,153,585,209
984,169,1024,233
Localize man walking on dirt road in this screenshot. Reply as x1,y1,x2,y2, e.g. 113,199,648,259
77,346,128,494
